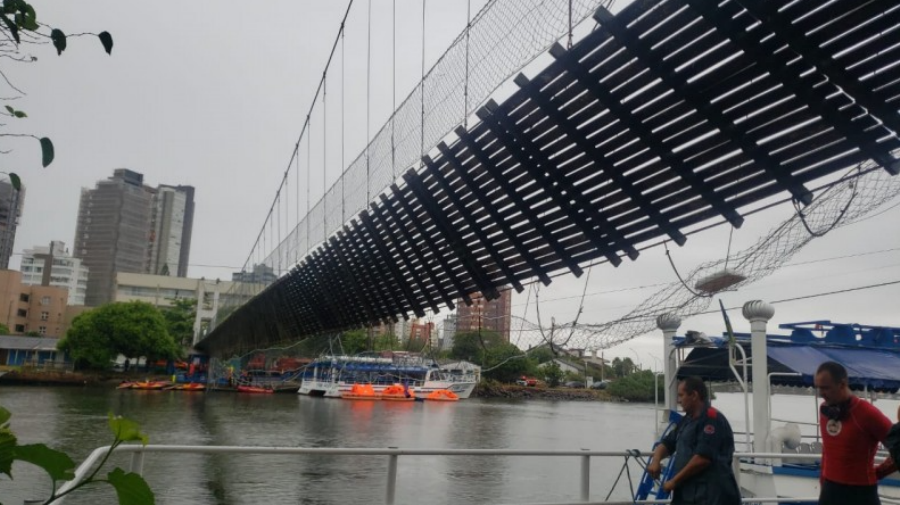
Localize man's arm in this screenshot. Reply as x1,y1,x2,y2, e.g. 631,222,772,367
663,454,711,492
647,443,670,480
875,456,896,480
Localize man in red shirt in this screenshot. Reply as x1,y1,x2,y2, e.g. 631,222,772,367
815,361,894,505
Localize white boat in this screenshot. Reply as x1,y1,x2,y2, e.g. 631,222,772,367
297,354,478,399
646,303,900,504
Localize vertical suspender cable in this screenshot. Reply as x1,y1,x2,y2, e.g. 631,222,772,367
366,0,372,202
341,26,346,224
240,1,353,273
420,0,426,165
295,142,300,263
464,0,471,129
323,72,328,242
307,116,311,249
567,0,573,48
392,0,396,179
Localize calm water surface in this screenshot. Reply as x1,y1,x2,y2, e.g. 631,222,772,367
3,387,897,505
1,386,658,505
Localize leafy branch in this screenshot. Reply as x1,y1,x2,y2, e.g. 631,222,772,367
0,406,155,505
0,0,113,190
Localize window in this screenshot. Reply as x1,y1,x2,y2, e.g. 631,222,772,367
19,293,29,303
16,309,26,317
38,326,47,335
40,296,51,306
14,324,24,333
40,311,49,321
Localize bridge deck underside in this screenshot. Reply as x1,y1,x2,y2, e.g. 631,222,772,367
200,0,900,355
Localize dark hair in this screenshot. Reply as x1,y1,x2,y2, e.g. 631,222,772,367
680,376,708,402
816,361,848,383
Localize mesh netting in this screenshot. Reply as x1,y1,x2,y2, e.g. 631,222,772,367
506,160,900,350
218,0,611,317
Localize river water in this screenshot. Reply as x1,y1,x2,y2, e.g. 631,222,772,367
1,387,898,505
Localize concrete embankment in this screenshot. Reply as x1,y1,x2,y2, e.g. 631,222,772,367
473,382,615,401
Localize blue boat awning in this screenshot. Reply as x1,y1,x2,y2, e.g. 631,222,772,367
678,342,900,392
767,344,900,391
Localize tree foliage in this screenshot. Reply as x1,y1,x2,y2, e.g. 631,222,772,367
0,0,113,190
450,330,503,362
59,302,179,369
607,369,664,402
161,298,196,348
481,342,536,383
543,360,564,387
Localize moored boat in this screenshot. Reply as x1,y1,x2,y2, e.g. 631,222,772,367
237,385,274,394
298,354,477,399
172,382,206,392
131,381,171,390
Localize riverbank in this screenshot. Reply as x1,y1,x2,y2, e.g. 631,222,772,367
473,381,615,401
0,369,171,386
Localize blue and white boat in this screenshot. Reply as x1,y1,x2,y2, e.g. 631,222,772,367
298,354,478,399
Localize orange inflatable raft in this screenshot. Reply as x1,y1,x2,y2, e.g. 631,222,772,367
342,383,380,400
425,389,459,402
380,384,415,401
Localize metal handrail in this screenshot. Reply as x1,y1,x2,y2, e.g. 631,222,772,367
52,446,830,505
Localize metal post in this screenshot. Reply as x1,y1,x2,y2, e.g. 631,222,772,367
580,449,590,502
742,300,775,457
386,449,398,505
130,451,145,475
656,314,681,436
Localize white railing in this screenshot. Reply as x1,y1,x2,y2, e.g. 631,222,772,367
52,446,822,505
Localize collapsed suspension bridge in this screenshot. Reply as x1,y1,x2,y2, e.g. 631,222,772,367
198,0,900,357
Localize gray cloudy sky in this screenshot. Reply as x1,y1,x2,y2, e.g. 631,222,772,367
6,1,900,366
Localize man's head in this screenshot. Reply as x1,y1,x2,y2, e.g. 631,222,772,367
815,361,851,406
677,376,708,417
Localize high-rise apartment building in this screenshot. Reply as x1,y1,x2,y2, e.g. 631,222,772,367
454,289,512,341
0,180,24,270
20,241,89,305
0,270,70,337
148,185,195,277
74,169,195,306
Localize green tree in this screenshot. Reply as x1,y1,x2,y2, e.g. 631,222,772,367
341,329,369,355
481,342,536,383
607,369,663,402
59,302,178,369
450,330,503,364
528,345,556,365
0,1,114,190
162,298,196,348
0,323,9,334
542,360,564,387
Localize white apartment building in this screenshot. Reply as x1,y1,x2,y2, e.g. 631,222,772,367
20,241,89,306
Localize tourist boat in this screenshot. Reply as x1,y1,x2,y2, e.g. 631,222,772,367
642,305,900,503
425,389,459,402
341,383,380,400
237,385,274,394
298,354,477,399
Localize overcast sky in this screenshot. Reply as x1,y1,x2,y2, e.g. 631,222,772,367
5,1,900,366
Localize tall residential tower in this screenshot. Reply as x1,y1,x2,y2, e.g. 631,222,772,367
0,179,24,270
74,169,195,306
